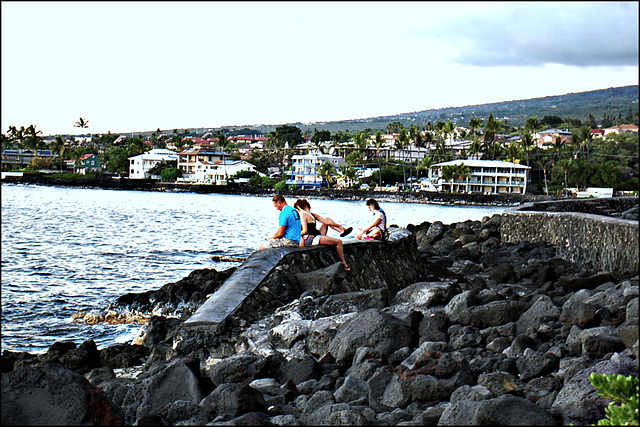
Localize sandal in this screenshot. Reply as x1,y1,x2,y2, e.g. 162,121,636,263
340,227,353,237
344,266,351,272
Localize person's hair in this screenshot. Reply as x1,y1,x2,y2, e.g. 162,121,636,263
294,198,311,210
272,194,286,204
366,198,380,210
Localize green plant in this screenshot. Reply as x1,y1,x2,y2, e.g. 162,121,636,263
160,168,182,182
589,373,639,426
273,180,287,191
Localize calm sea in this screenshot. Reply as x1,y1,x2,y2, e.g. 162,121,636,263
1,184,507,354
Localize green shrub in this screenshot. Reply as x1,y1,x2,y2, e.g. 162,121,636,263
589,373,639,426
160,168,182,182
54,173,83,179
273,180,287,191
288,184,299,190
261,177,276,189
84,171,104,179
26,157,56,170
249,174,264,189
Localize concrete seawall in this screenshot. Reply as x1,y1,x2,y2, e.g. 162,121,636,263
501,197,639,274
184,228,424,332
181,197,638,339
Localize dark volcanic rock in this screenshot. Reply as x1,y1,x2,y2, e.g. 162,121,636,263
2,362,124,426
3,209,637,426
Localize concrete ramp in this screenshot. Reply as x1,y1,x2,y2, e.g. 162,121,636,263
183,229,424,331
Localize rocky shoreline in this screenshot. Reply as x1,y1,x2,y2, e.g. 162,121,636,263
2,211,639,426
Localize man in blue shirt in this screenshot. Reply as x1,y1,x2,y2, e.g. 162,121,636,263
258,194,301,250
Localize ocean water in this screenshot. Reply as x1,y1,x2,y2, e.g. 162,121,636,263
1,184,508,354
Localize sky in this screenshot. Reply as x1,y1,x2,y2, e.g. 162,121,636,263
2,1,638,136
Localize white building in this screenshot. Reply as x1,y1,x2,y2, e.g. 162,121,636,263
128,148,178,179
287,150,346,187
182,159,257,184
429,159,531,194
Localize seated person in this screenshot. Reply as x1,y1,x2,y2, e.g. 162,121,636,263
293,198,352,237
258,194,301,250
355,198,387,240
294,199,350,272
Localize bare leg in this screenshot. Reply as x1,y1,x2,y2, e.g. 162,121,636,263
314,213,347,235
318,236,349,270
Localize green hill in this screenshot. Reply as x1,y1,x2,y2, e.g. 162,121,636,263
220,85,638,135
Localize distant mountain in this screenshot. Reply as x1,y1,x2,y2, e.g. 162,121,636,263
224,85,638,135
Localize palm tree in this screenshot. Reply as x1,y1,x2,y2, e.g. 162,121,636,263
50,136,68,171
316,161,337,187
536,158,552,196
577,126,592,163
506,143,522,164
218,132,230,181
442,121,455,155
24,124,43,158
8,125,26,149
482,114,502,160
339,164,359,188
440,165,455,192
553,136,565,162
374,130,384,187
413,130,426,178
396,128,409,188
525,116,539,162
353,131,367,158
453,162,471,193
74,117,89,129
469,117,483,159
408,124,421,182
417,155,434,181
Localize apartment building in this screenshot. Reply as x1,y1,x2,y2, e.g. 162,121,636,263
287,150,346,187
429,159,531,194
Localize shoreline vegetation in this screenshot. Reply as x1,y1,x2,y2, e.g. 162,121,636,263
1,174,555,207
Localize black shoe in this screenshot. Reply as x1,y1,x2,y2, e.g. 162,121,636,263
340,227,353,237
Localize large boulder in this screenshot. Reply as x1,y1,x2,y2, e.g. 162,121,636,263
439,393,556,425
550,352,639,426
120,358,203,424
2,362,123,426
328,309,413,365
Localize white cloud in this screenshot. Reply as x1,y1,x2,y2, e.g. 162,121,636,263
1,2,638,136
420,2,639,67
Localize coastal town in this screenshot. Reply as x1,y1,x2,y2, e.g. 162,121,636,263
1,118,638,199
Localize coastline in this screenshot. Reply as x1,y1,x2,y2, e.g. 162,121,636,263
0,174,555,206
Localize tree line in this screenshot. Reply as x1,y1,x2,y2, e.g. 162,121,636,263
2,113,638,194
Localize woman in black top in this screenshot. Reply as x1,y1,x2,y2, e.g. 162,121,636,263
294,199,350,272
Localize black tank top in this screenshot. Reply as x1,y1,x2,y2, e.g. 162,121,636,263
306,214,321,236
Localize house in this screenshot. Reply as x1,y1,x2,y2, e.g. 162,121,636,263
535,129,573,148
75,153,102,175
128,148,178,179
178,143,228,178
1,149,55,169
183,159,257,184
590,129,605,138
429,159,531,194
287,150,346,187
603,124,639,135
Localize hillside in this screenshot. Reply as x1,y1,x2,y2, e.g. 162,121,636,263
215,85,638,136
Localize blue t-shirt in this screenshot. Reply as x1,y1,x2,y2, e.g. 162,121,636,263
279,205,301,243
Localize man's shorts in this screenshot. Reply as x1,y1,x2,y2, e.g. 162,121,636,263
264,237,299,248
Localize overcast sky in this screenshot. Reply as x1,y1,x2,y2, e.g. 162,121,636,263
2,1,638,136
